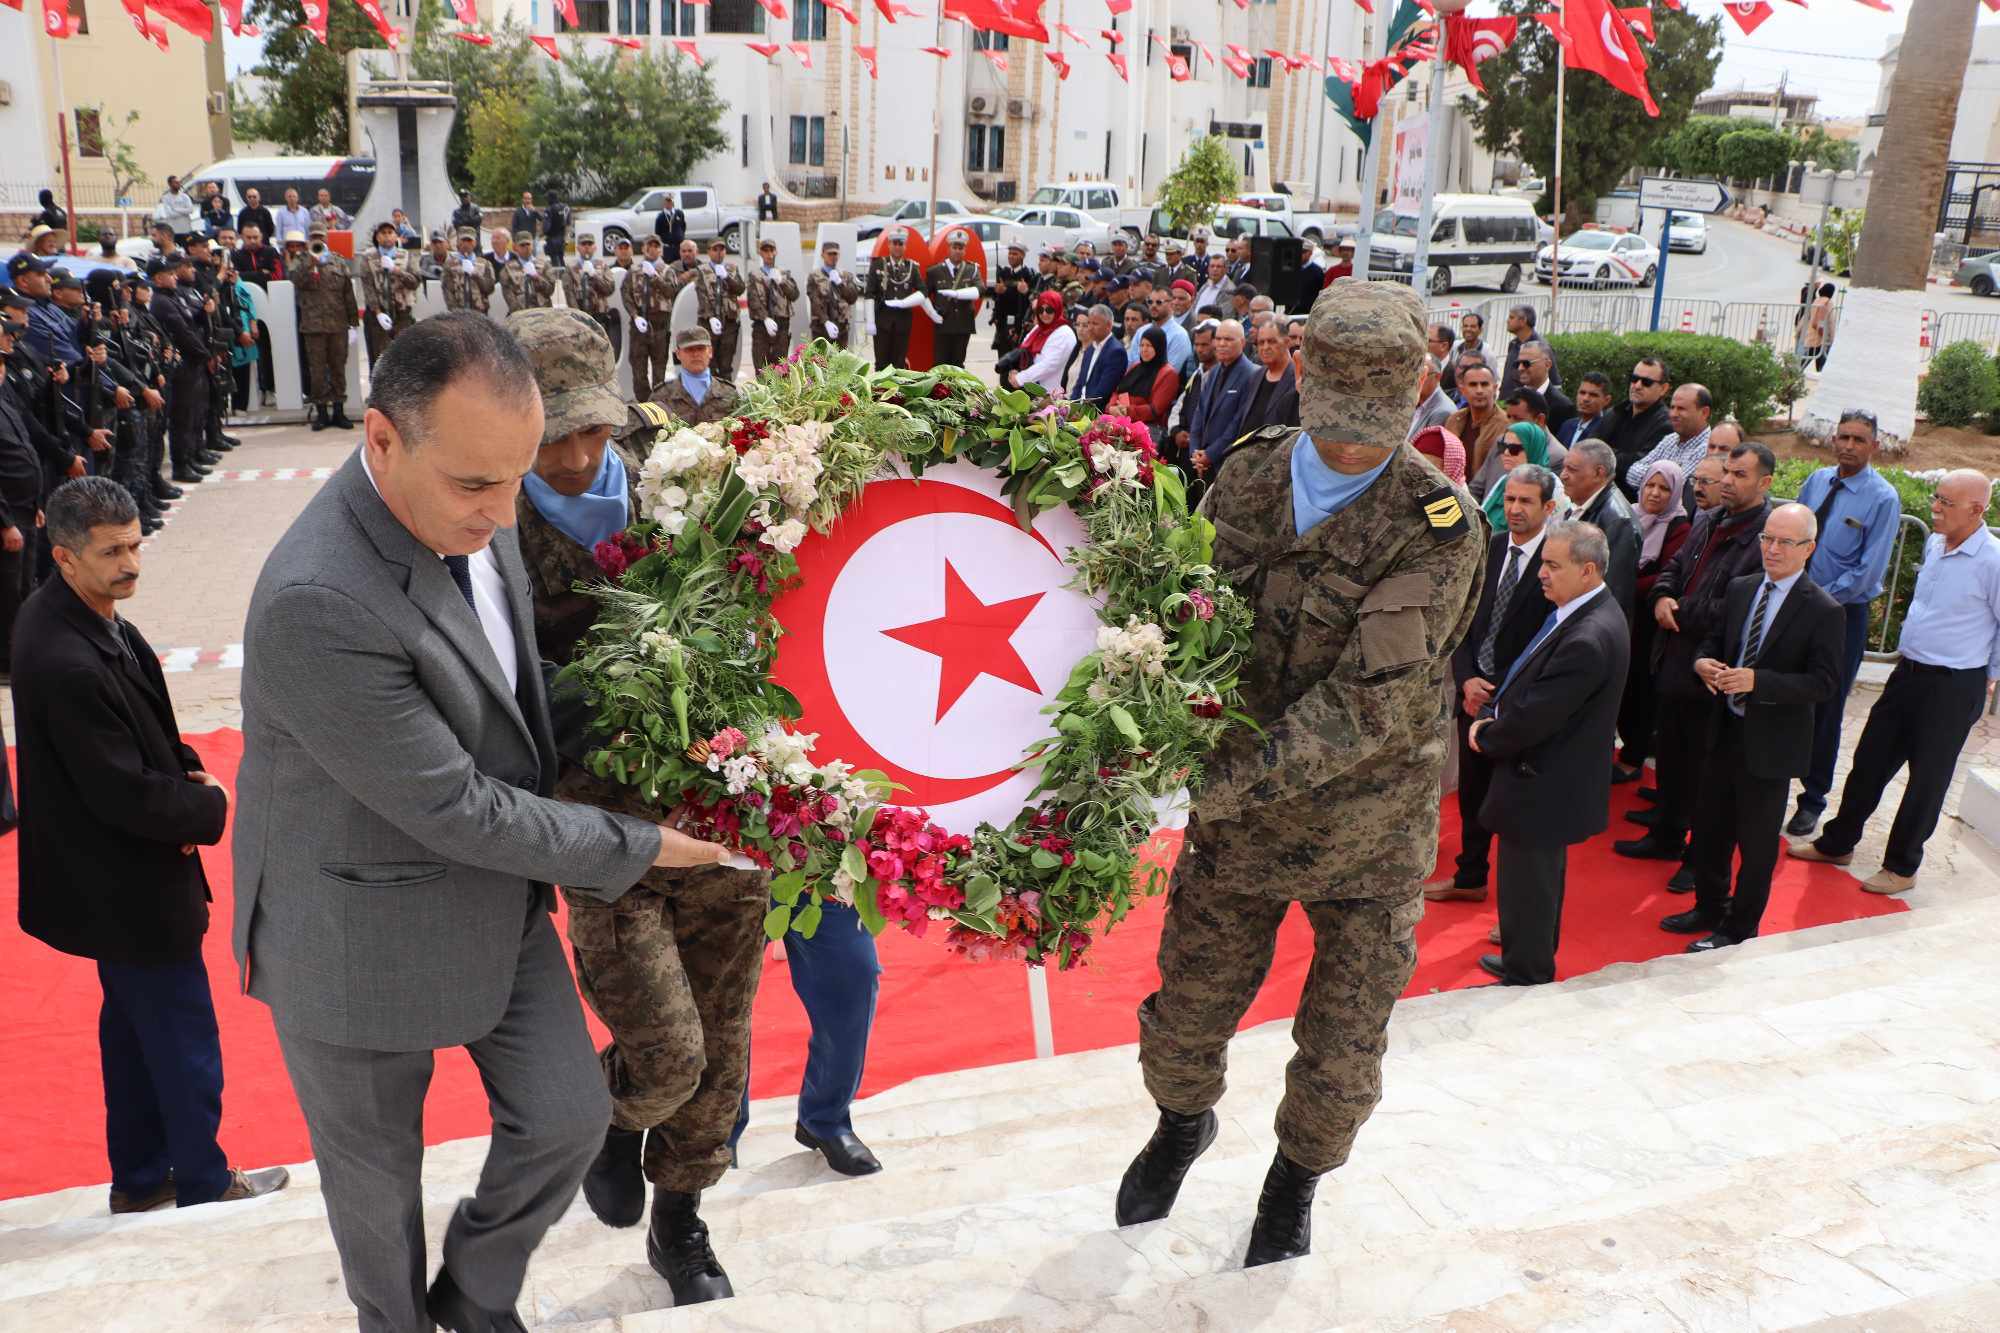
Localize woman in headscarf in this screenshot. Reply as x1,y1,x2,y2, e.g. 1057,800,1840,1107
1409,425,1467,485
1480,420,1556,531
1614,458,1693,781
1106,325,1181,442
1005,289,1076,395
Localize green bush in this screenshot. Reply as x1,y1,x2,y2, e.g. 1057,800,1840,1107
1545,331,1788,430
1919,340,2000,428
1772,457,2000,653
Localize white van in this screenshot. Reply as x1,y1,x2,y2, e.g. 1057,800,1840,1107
1365,193,1544,295
181,156,379,222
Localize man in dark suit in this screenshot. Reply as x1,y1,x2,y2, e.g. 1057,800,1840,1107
1428,463,1560,902
1600,356,1674,500
1068,304,1127,411
1188,318,1260,476
1468,520,1631,986
1662,502,1842,950
654,199,687,252
1558,439,1639,615
1559,371,1612,448
14,477,289,1212
1514,343,1573,439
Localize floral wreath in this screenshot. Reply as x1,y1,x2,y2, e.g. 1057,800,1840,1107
565,342,1253,969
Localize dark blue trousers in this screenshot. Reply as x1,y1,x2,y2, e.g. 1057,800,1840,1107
731,898,881,1145
1798,601,1871,817
97,953,233,1205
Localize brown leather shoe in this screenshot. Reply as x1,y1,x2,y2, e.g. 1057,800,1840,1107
1423,882,1488,903
1786,842,1853,866
211,1165,290,1204
1862,869,1916,895
108,1175,176,1214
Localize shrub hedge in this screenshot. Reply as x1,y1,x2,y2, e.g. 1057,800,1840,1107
1917,340,2000,428
1545,331,1788,430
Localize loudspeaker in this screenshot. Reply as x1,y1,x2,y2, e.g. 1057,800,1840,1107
1256,236,1306,312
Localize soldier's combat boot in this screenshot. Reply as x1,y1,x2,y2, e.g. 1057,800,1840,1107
309,403,326,433
329,406,356,430
646,1188,734,1306
153,476,183,502
581,1125,645,1228
1114,1106,1217,1226
1243,1151,1321,1268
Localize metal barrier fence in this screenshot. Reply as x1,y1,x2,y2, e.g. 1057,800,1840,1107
1933,309,2000,356
1866,512,1932,662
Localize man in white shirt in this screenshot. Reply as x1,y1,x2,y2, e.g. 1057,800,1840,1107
155,177,197,234
1622,383,1714,493
273,189,314,248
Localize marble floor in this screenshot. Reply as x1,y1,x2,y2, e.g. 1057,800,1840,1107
6,863,2000,1332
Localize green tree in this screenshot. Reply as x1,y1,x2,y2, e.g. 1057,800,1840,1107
242,0,389,153
466,93,535,206
79,104,150,208
1155,135,1238,237
1791,125,1858,172
1468,0,1724,224
1716,127,1794,184
408,7,542,194
523,49,728,205
1655,115,1736,176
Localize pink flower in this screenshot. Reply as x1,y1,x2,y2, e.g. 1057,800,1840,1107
707,726,747,759
592,540,629,577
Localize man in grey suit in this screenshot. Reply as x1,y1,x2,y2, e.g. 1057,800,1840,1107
234,313,730,1333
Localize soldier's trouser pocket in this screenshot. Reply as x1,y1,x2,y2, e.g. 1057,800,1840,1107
565,889,708,1129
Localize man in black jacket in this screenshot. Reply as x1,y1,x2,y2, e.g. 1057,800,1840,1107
1618,440,1775,873
13,478,288,1212
1599,356,1673,499
1429,462,1559,902
1468,520,1631,985
1662,502,1842,950
0,319,42,668
1558,440,1640,616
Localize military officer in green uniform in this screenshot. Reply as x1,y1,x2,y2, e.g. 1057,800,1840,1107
358,220,421,370
691,236,747,381
1115,279,1486,1268
864,229,922,370
506,307,767,1309
559,232,620,357
747,238,800,371
441,227,497,314
648,324,739,426
499,231,555,311
806,241,857,349
624,236,676,399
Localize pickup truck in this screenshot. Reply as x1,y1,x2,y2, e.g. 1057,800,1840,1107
1025,182,1161,243
845,197,977,241
572,185,757,253
1235,191,1345,245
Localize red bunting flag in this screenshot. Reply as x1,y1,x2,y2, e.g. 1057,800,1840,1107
452,28,492,42
856,43,879,76
1229,0,1247,9
942,0,1048,42
673,37,704,63
1720,0,1770,30
788,40,812,66
1197,40,1214,64
1166,52,1190,80
445,0,475,20
38,0,69,35
822,0,857,22
149,0,216,38
981,48,1008,72
1444,14,1517,92
355,0,401,46
120,0,169,48
1105,0,1130,10
1147,28,1164,47
529,33,561,57
1100,28,1121,44
872,0,923,17
1850,0,1891,9
0,0,24,13
1045,49,1071,79
1353,0,1372,11
921,44,952,56
1986,0,1999,13
1617,6,1654,39
216,0,243,34
747,40,781,56
1544,0,1656,116
1660,0,1680,7
752,0,787,18
553,0,578,23
1224,42,1249,59
1326,55,1361,82
606,34,643,47
301,0,328,42
1107,50,1127,80
1057,21,1088,41
1221,54,1250,78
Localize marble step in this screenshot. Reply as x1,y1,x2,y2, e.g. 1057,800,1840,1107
6,903,1998,1332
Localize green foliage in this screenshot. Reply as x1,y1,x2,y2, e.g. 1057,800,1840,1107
1917,340,2000,427
1792,125,1858,173
1656,115,1737,177
1819,207,1864,276
1545,331,1788,429
1716,127,1795,184
79,105,149,207
523,49,728,205
408,9,542,192
1155,136,1239,238
466,94,535,206
1469,0,1724,222
243,0,390,153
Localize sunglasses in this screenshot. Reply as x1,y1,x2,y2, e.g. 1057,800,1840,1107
1502,443,1525,455
1630,374,1663,386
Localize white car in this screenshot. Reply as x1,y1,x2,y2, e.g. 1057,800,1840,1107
846,197,975,242
1667,211,1708,255
987,204,1117,252
845,214,1025,280
1533,230,1657,288
572,185,756,253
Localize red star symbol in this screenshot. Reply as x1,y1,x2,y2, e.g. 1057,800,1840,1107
881,560,1048,722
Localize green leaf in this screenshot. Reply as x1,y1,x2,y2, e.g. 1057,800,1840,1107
794,898,824,939
770,870,807,905
851,805,879,843
763,903,792,941
840,842,869,883
853,876,887,935
1108,704,1143,748
964,874,1000,915
1031,847,1061,870
669,686,690,748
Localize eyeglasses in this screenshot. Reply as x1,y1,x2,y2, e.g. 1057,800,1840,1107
1630,374,1663,387
1502,443,1525,455
1931,494,1978,511
1757,533,1812,548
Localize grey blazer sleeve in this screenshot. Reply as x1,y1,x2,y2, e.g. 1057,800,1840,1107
252,580,661,894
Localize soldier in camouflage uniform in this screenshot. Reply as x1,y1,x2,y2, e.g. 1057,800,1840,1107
498,231,555,312
624,236,677,399
806,241,857,349
746,237,799,371
287,225,358,431
648,325,739,426
1116,279,1486,1268
358,221,421,370
506,307,765,1308
691,237,747,382
441,228,497,314
560,233,621,359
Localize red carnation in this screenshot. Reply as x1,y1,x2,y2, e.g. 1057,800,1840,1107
592,540,629,577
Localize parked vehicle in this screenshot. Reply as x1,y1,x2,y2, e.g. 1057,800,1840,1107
1533,228,1658,289
572,185,757,252
1666,211,1708,255
845,215,1025,279
1953,251,2000,297
1232,191,1343,244
845,197,976,242
182,156,378,224
1367,194,1543,294
987,204,1117,252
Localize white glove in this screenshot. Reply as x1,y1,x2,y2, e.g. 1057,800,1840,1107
763,318,778,336
950,286,980,301
1147,788,1192,832
460,260,475,274
922,298,943,325
523,262,537,276
641,260,657,276
634,316,649,334
714,262,727,276
709,317,723,334
381,255,398,272
888,292,925,310
582,260,595,274
376,311,392,330
824,320,838,338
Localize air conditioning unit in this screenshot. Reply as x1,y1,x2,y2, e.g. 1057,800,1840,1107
207,92,227,115
1006,97,1036,122
969,95,994,118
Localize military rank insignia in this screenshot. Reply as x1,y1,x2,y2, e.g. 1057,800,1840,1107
1419,486,1470,542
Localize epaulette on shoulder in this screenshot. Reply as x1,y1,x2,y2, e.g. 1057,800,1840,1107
1416,484,1472,543
1251,424,1295,445
624,400,676,439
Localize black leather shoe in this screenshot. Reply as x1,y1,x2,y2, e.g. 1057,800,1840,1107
582,1125,646,1228
1243,1151,1321,1268
1665,866,1696,894
1624,807,1659,828
219,432,243,447
1115,1106,1217,1226
140,516,161,536
425,1266,527,1333
1659,909,1720,935
1614,833,1685,861
1636,785,1659,803
794,1123,882,1177
1784,808,1819,838
171,466,206,483
197,450,223,465
153,479,183,500
646,1188,734,1306
1478,953,1507,981
1611,764,1643,784
1686,933,1738,953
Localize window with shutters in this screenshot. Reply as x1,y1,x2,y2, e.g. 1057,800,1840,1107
792,0,827,39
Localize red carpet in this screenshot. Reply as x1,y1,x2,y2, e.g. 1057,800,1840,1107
0,731,1904,1200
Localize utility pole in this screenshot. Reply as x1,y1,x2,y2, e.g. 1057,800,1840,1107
1770,70,1788,130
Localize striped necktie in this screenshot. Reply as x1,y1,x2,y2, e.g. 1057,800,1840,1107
1477,545,1523,678
1731,580,1774,715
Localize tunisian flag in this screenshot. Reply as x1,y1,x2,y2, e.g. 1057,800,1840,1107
150,0,217,38
301,0,329,42
1045,49,1071,79
1546,0,1657,116
529,33,561,58
1444,14,1515,92
942,0,1048,42
673,37,704,64
1722,1,1771,33
855,44,879,77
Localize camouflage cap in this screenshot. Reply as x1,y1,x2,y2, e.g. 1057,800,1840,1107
455,226,479,242
1299,278,1426,451
513,230,534,245
675,324,712,349
504,308,627,446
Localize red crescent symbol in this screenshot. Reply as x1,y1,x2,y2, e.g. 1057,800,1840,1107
770,478,1062,808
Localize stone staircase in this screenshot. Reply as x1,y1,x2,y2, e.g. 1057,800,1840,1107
7,897,2000,1333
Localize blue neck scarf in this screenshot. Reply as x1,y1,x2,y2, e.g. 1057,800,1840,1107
522,447,630,552
1292,432,1392,537
680,368,712,405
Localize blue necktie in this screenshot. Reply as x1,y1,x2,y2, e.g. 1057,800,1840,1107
443,554,477,613
1494,608,1560,702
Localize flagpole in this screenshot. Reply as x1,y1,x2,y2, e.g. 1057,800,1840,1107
1549,46,1565,330
1352,8,1382,281
1408,12,1451,299
927,6,943,243
1309,0,1333,212
50,31,77,252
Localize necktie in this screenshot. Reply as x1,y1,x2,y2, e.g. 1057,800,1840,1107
1732,580,1774,715
1477,545,1523,678
1494,607,1560,703
1811,477,1843,535
443,554,478,613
